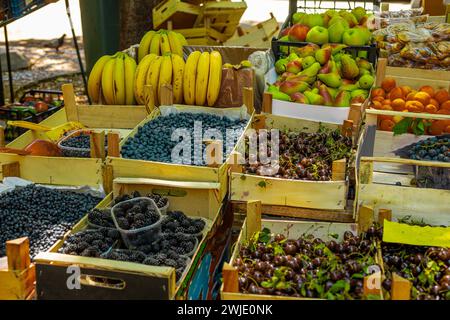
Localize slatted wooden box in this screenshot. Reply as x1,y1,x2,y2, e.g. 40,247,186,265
34,177,220,300
153,0,201,30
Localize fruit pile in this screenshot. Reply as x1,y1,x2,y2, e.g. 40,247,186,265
161,211,206,235
103,249,147,263
244,128,353,181
280,8,374,47
370,78,450,134
59,228,121,257
402,136,450,162
88,208,115,228
137,30,187,62
0,185,102,258
144,252,189,280
113,191,168,210
60,134,108,150
270,44,375,107
233,226,380,299
88,52,137,105
139,233,197,256
112,198,161,230
120,113,247,166
382,243,449,300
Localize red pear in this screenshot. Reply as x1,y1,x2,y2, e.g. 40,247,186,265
319,84,334,106
342,79,356,85
288,24,310,42
290,92,309,104
319,61,332,74
286,60,302,74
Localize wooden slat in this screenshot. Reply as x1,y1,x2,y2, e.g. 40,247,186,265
107,132,120,158
222,263,239,293
62,84,79,122
246,200,262,241
76,105,149,129
391,273,411,300
6,238,30,272
90,131,106,160
1,161,20,178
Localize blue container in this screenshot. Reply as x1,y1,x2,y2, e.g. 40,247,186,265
9,0,44,18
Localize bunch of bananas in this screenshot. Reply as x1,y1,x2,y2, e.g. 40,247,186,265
88,52,137,105
184,51,223,107
134,53,186,105
138,30,188,63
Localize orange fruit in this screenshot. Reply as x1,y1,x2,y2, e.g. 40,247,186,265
414,92,431,106
400,86,412,97
429,120,450,135
441,101,450,111
391,98,406,111
389,87,404,100
379,119,395,132
372,96,385,103
382,99,391,106
434,89,450,104
429,98,440,108
371,88,386,99
424,104,438,114
406,91,417,101
393,115,404,123
437,109,450,115
405,100,424,113
381,78,396,93
370,101,382,109
419,85,434,97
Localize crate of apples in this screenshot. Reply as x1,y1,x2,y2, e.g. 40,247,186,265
369,77,450,135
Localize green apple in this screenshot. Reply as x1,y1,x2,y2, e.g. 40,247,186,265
351,7,366,23
328,16,349,30
342,28,366,46
354,26,372,44
340,12,358,28
328,21,347,43
304,13,324,28
292,12,306,24
306,26,329,45
323,9,337,27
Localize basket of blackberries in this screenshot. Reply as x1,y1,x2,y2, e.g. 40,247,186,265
58,228,121,258
58,129,108,158
111,197,163,249
101,249,146,264
113,191,169,214
161,211,207,238
137,233,198,257
87,208,116,229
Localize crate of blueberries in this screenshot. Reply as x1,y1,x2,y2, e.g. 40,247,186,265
58,129,108,158
34,191,210,300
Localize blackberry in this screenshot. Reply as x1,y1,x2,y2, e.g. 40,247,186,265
88,209,114,228
117,217,130,230
113,198,160,230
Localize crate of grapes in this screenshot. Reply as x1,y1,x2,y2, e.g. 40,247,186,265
0,156,106,300
106,101,253,205
229,111,357,220
220,201,384,300
34,177,218,300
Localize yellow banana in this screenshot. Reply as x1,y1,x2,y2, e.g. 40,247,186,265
183,51,201,105
195,52,210,106
101,58,116,105
146,56,163,105
171,54,185,104
176,32,188,47
113,54,126,105
138,30,155,63
207,51,222,107
158,54,173,104
124,55,137,105
160,33,171,55
149,32,161,56
168,31,183,57
134,53,157,105
88,55,112,103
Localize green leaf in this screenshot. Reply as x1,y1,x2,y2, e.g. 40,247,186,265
329,280,350,293
257,180,267,188
393,118,412,136
351,273,365,279
329,233,339,239
259,228,271,243
261,281,273,289
366,294,382,300
412,119,425,136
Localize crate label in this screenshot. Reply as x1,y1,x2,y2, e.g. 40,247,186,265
383,220,450,247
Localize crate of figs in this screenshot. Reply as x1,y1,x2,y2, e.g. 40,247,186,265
34,190,211,300
108,105,251,201
230,113,355,211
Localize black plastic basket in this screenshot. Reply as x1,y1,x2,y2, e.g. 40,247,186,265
271,38,378,65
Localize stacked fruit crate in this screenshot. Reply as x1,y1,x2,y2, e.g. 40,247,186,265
152,0,247,45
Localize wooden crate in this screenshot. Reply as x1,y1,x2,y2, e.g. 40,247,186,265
224,13,280,48
107,97,253,205
152,0,201,30
221,201,382,300
0,156,105,300
175,25,228,45
201,1,247,39
0,84,151,193
230,113,356,211
34,177,221,300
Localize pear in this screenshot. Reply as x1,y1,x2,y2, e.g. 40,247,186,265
318,61,332,74
286,60,303,74
299,62,321,84
287,52,300,62
319,84,334,106
280,80,310,95
356,58,373,72
358,74,374,89
275,58,288,74
328,87,339,99
304,91,325,105
350,89,369,99
295,43,320,58
291,92,310,104
339,84,359,91
302,56,316,70
311,88,319,94
334,91,351,107
267,85,291,101
315,47,332,65
318,72,342,88
341,55,359,79
323,43,347,55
